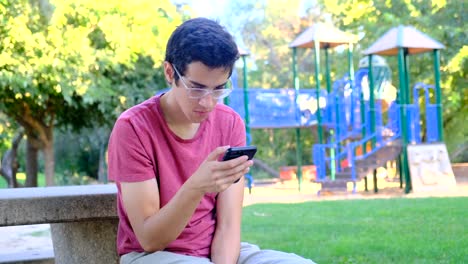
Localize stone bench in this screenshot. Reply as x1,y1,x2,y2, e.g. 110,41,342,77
0,184,119,264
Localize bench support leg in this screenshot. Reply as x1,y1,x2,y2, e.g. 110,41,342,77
51,219,119,264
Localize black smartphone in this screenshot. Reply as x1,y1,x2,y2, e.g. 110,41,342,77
222,146,257,183
222,146,257,161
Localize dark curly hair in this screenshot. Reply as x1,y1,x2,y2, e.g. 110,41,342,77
165,18,239,81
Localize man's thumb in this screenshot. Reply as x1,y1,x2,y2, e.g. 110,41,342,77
206,146,230,161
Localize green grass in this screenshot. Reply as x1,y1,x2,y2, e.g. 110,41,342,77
0,177,7,188
28,230,50,237
241,197,468,264
0,172,94,188
0,172,46,188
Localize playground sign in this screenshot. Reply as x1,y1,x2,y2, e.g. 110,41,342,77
407,143,457,192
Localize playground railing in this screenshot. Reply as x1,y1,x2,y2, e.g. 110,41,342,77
313,143,331,181
346,125,401,181
313,143,348,181
314,121,401,182
409,83,440,143
313,140,356,181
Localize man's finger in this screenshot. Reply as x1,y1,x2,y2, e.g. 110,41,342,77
206,146,230,162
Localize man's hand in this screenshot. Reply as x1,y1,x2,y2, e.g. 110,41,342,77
187,146,253,194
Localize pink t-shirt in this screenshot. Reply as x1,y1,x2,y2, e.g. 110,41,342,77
108,95,246,257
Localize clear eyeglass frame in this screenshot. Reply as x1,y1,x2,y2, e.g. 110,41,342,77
172,64,233,100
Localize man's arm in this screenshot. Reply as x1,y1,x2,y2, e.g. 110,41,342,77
121,178,204,252
121,146,252,252
211,175,245,264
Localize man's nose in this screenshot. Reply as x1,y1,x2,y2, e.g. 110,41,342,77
198,93,216,106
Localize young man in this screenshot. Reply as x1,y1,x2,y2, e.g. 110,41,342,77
108,17,314,264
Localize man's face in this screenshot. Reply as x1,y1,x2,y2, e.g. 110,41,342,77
166,61,231,123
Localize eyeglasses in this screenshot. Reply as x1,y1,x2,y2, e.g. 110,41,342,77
172,65,233,100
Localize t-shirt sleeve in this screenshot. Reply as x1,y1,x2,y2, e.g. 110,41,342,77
107,117,155,183
230,113,247,147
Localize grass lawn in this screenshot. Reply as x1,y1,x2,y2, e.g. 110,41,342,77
0,172,46,188
241,197,468,264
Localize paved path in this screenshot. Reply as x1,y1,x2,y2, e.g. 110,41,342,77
243,177,468,206
0,224,52,255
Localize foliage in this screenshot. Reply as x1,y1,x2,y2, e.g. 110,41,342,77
222,1,329,169
0,0,181,184
0,0,103,128
0,172,45,188
1,0,466,184
319,0,467,159
53,0,181,119
242,197,468,263
229,0,467,167
230,0,330,89
251,128,315,169
54,126,108,180
0,0,180,125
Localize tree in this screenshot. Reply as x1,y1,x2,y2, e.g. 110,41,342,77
213,0,467,171
320,0,467,160
220,1,337,169
229,0,329,89
0,0,181,186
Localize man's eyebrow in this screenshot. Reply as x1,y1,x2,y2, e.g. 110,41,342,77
187,79,208,87
186,78,228,88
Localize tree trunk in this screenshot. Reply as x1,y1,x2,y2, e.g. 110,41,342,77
25,139,39,187
43,129,55,186
1,149,17,187
98,142,108,183
14,101,56,186
10,131,23,188
0,130,24,188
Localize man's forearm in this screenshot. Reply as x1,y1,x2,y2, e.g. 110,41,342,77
211,228,241,264
139,184,204,252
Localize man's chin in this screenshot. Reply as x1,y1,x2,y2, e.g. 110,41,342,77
192,117,208,123
193,111,210,120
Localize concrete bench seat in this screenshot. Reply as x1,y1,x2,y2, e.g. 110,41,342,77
0,184,119,264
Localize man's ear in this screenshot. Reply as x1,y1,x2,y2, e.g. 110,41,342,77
164,61,174,85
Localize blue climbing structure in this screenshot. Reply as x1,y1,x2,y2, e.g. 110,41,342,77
312,56,403,193
228,60,441,194
229,25,445,194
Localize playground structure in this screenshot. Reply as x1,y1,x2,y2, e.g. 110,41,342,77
228,24,455,194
